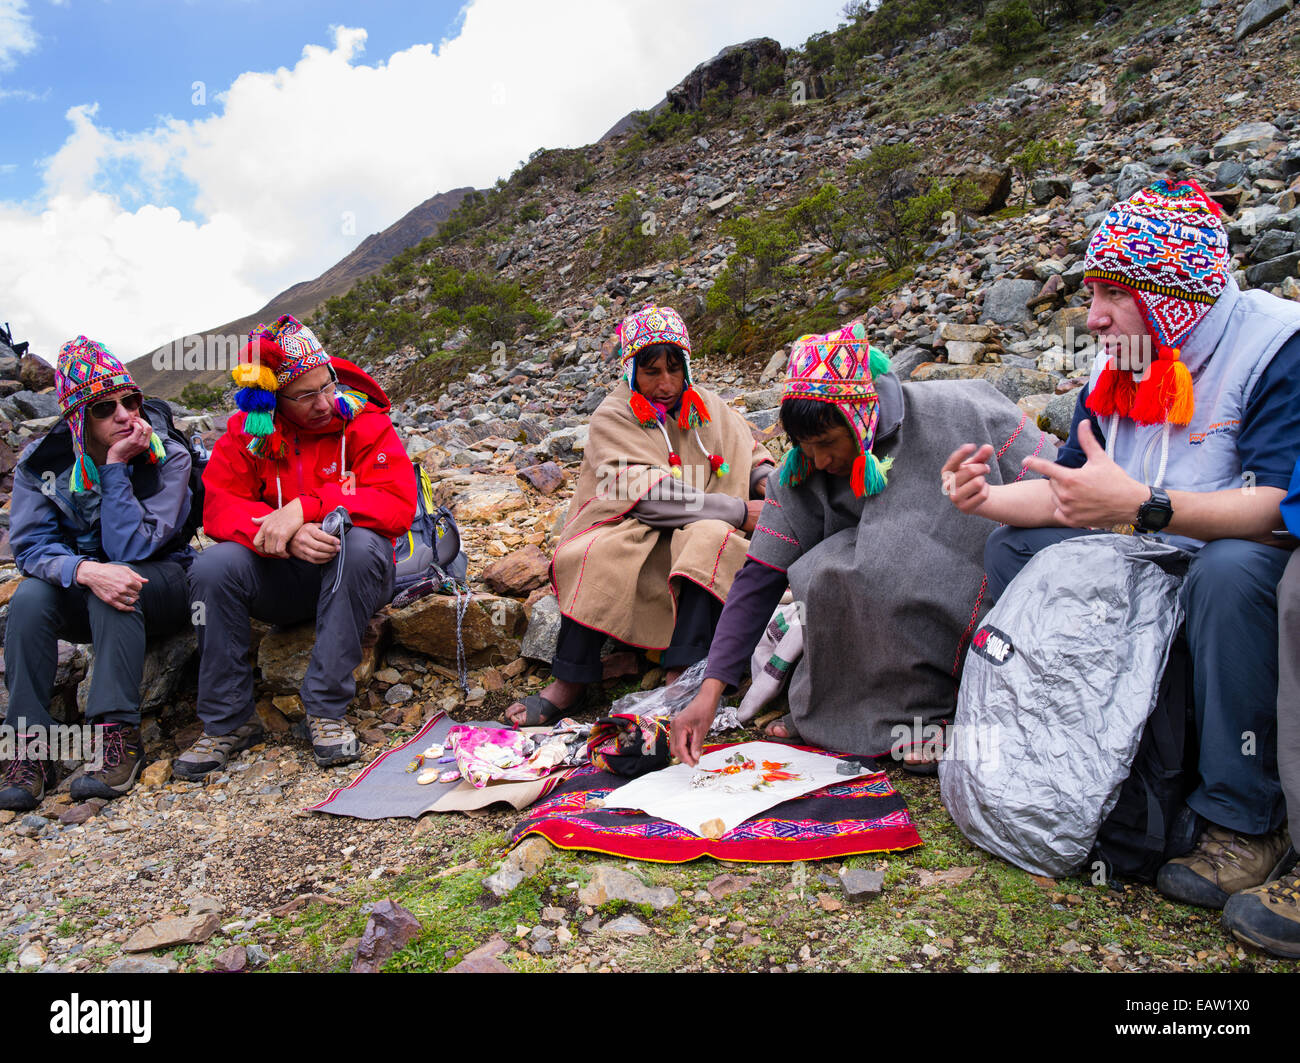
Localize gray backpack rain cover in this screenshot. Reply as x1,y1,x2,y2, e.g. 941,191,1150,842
938,534,1190,877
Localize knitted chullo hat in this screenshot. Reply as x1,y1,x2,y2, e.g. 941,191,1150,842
779,321,892,498
614,302,726,478
55,336,166,493
231,314,365,457
1082,179,1230,426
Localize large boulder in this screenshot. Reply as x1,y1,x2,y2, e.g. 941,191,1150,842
1116,162,1159,203
1245,251,1300,288
910,364,1059,405
17,355,55,392
6,390,60,420
78,631,197,715
1040,388,1083,439
388,592,527,667
482,545,551,597
434,475,528,524
666,38,784,112
948,164,1012,215
256,615,388,693
979,279,1040,326
1235,0,1294,41
0,641,89,723
1212,123,1283,160
1030,175,1072,205
520,594,562,663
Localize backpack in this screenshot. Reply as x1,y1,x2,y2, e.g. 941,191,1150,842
392,464,469,601
143,398,208,546
938,534,1193,878
1089,633,1204,885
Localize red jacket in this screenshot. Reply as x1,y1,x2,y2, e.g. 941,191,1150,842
203,358,417,554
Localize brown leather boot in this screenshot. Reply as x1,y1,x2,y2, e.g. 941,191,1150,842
1157,823,1291,909
0,748,56,812
1222,853,1300,958
70,722,143,801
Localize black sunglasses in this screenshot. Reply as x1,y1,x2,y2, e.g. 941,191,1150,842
88,392,143,420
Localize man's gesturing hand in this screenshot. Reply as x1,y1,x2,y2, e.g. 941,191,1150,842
940,443,995,515
1020,419,1147,528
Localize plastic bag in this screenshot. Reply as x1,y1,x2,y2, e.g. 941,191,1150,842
609,657,741,734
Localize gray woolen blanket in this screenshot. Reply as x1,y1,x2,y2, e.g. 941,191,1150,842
747,379,1055,755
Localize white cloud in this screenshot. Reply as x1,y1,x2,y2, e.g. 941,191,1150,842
2,0,847,362
0,0,37,70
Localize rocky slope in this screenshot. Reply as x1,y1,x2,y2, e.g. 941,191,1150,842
0,0,1298,973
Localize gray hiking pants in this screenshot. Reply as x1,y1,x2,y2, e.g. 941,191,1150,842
188,529,395,734
3,560,191,730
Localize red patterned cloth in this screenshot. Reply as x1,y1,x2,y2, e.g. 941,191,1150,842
510,743,922,863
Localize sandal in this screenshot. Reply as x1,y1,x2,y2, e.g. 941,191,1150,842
763,713,802,743
506,689,589,729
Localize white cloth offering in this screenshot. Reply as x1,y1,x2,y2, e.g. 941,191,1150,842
601,741,845,838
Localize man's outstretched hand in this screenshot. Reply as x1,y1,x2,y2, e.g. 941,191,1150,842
940,443,995,515
1020,419,1146,529
669,679,725,767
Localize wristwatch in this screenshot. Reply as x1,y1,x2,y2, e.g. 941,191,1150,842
1135,486,1173,533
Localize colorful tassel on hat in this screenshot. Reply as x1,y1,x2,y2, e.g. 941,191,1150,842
668,453,683,478
334,388,367,421
708,454,729,476
850,452,893,498
868,345,891,377
1128,347,1194,425
70,453,100,493
677,386,711,430
778,446,811,489
1086,359,1134,419
629,390,664,427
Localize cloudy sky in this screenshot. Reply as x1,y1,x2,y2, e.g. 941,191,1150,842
0,0,849,363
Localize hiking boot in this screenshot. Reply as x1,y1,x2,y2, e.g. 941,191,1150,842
1222,849,1300,958
295,715,360,768
70,723,143,801
172,721,265,782
1156,824,1292,910
0,745,56,812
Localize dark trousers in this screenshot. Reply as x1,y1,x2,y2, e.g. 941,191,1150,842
552,579,724,683
4,560,191,730
1276,550,1300,845
986,526,1290,835
188,529,395,734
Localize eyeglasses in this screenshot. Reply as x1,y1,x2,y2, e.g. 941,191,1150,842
281,370,338,405
87,392,143,420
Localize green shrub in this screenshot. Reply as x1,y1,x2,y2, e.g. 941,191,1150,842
786,183,857,253
602,192,660,269
1007,137,1076,203
977,0,1043,59
179,381,227,410
846,143,958,269
706,214,798,320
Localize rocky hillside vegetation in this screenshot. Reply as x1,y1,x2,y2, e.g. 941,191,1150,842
0,0,1297,975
